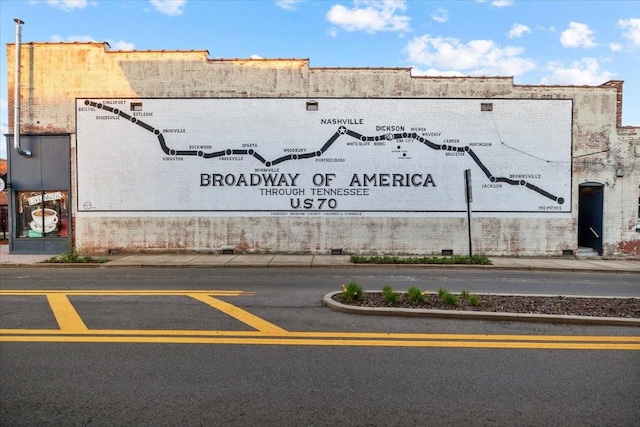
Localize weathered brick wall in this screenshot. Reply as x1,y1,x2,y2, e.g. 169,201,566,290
6,42,639,257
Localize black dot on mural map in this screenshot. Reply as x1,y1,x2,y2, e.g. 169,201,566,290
558,198,565,205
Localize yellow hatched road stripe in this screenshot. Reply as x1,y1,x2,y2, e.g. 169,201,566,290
46,294,88,332
187,293,286,333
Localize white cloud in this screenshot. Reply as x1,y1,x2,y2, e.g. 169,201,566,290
508,23,531,39
250,54,263,59
560,22,597,48
609,42,622,52
475,0,513,7
327,27,339,38
50,34,94,42
150,0,186,16
326,0,410,34
276,0,304,10
618,18,640,47
108,40,136,50
542,58,614,85
46,0,89,11
404,34,535,77
50,34,135,50
491,0,513,7
431,8,448,24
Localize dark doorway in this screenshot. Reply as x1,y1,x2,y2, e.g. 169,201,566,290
578,183,604,255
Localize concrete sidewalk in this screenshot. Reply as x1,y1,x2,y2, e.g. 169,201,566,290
1,245,639,273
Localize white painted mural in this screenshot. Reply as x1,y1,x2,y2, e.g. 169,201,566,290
76,98,572,217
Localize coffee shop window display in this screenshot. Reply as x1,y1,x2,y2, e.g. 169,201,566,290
16,191,69,238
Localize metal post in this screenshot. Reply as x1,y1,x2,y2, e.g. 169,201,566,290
464,169,472,257
14,18,31,157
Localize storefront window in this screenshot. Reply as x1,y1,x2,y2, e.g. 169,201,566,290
15,191,69,239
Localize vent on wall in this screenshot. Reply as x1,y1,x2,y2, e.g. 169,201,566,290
481,102,493,112
306,101,319,111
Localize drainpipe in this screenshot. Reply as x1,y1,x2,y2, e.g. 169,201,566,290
14,18,31,157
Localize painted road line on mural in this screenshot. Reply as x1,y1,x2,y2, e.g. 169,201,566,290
76,98,571,215
1,290,638,350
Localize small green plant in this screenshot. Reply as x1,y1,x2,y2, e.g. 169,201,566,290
468,294,481,307
382,285,399,304
407,286,426,304
46,241,104,263
461,290,470,300
436,287,458,306
442,292,458,306
341,280,363,303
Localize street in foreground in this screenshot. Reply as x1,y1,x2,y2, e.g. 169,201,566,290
1,268,638,426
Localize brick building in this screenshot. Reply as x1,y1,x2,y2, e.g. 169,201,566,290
4,42,639,257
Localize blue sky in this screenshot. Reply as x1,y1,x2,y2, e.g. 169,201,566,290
1,0,639,159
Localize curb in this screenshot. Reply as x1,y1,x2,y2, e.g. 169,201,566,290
1,262,638,274
322,291,640,327
351,264,640,274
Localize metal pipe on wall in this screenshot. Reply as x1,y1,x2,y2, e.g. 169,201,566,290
14,18,31,157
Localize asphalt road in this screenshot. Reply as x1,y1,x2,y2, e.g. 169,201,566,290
1,267,639,426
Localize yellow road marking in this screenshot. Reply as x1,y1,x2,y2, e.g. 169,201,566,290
1,289,638,350
46,294,88,332
1,328,639,342
187,293,286,333
1,335,638,350
1,290,251,296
